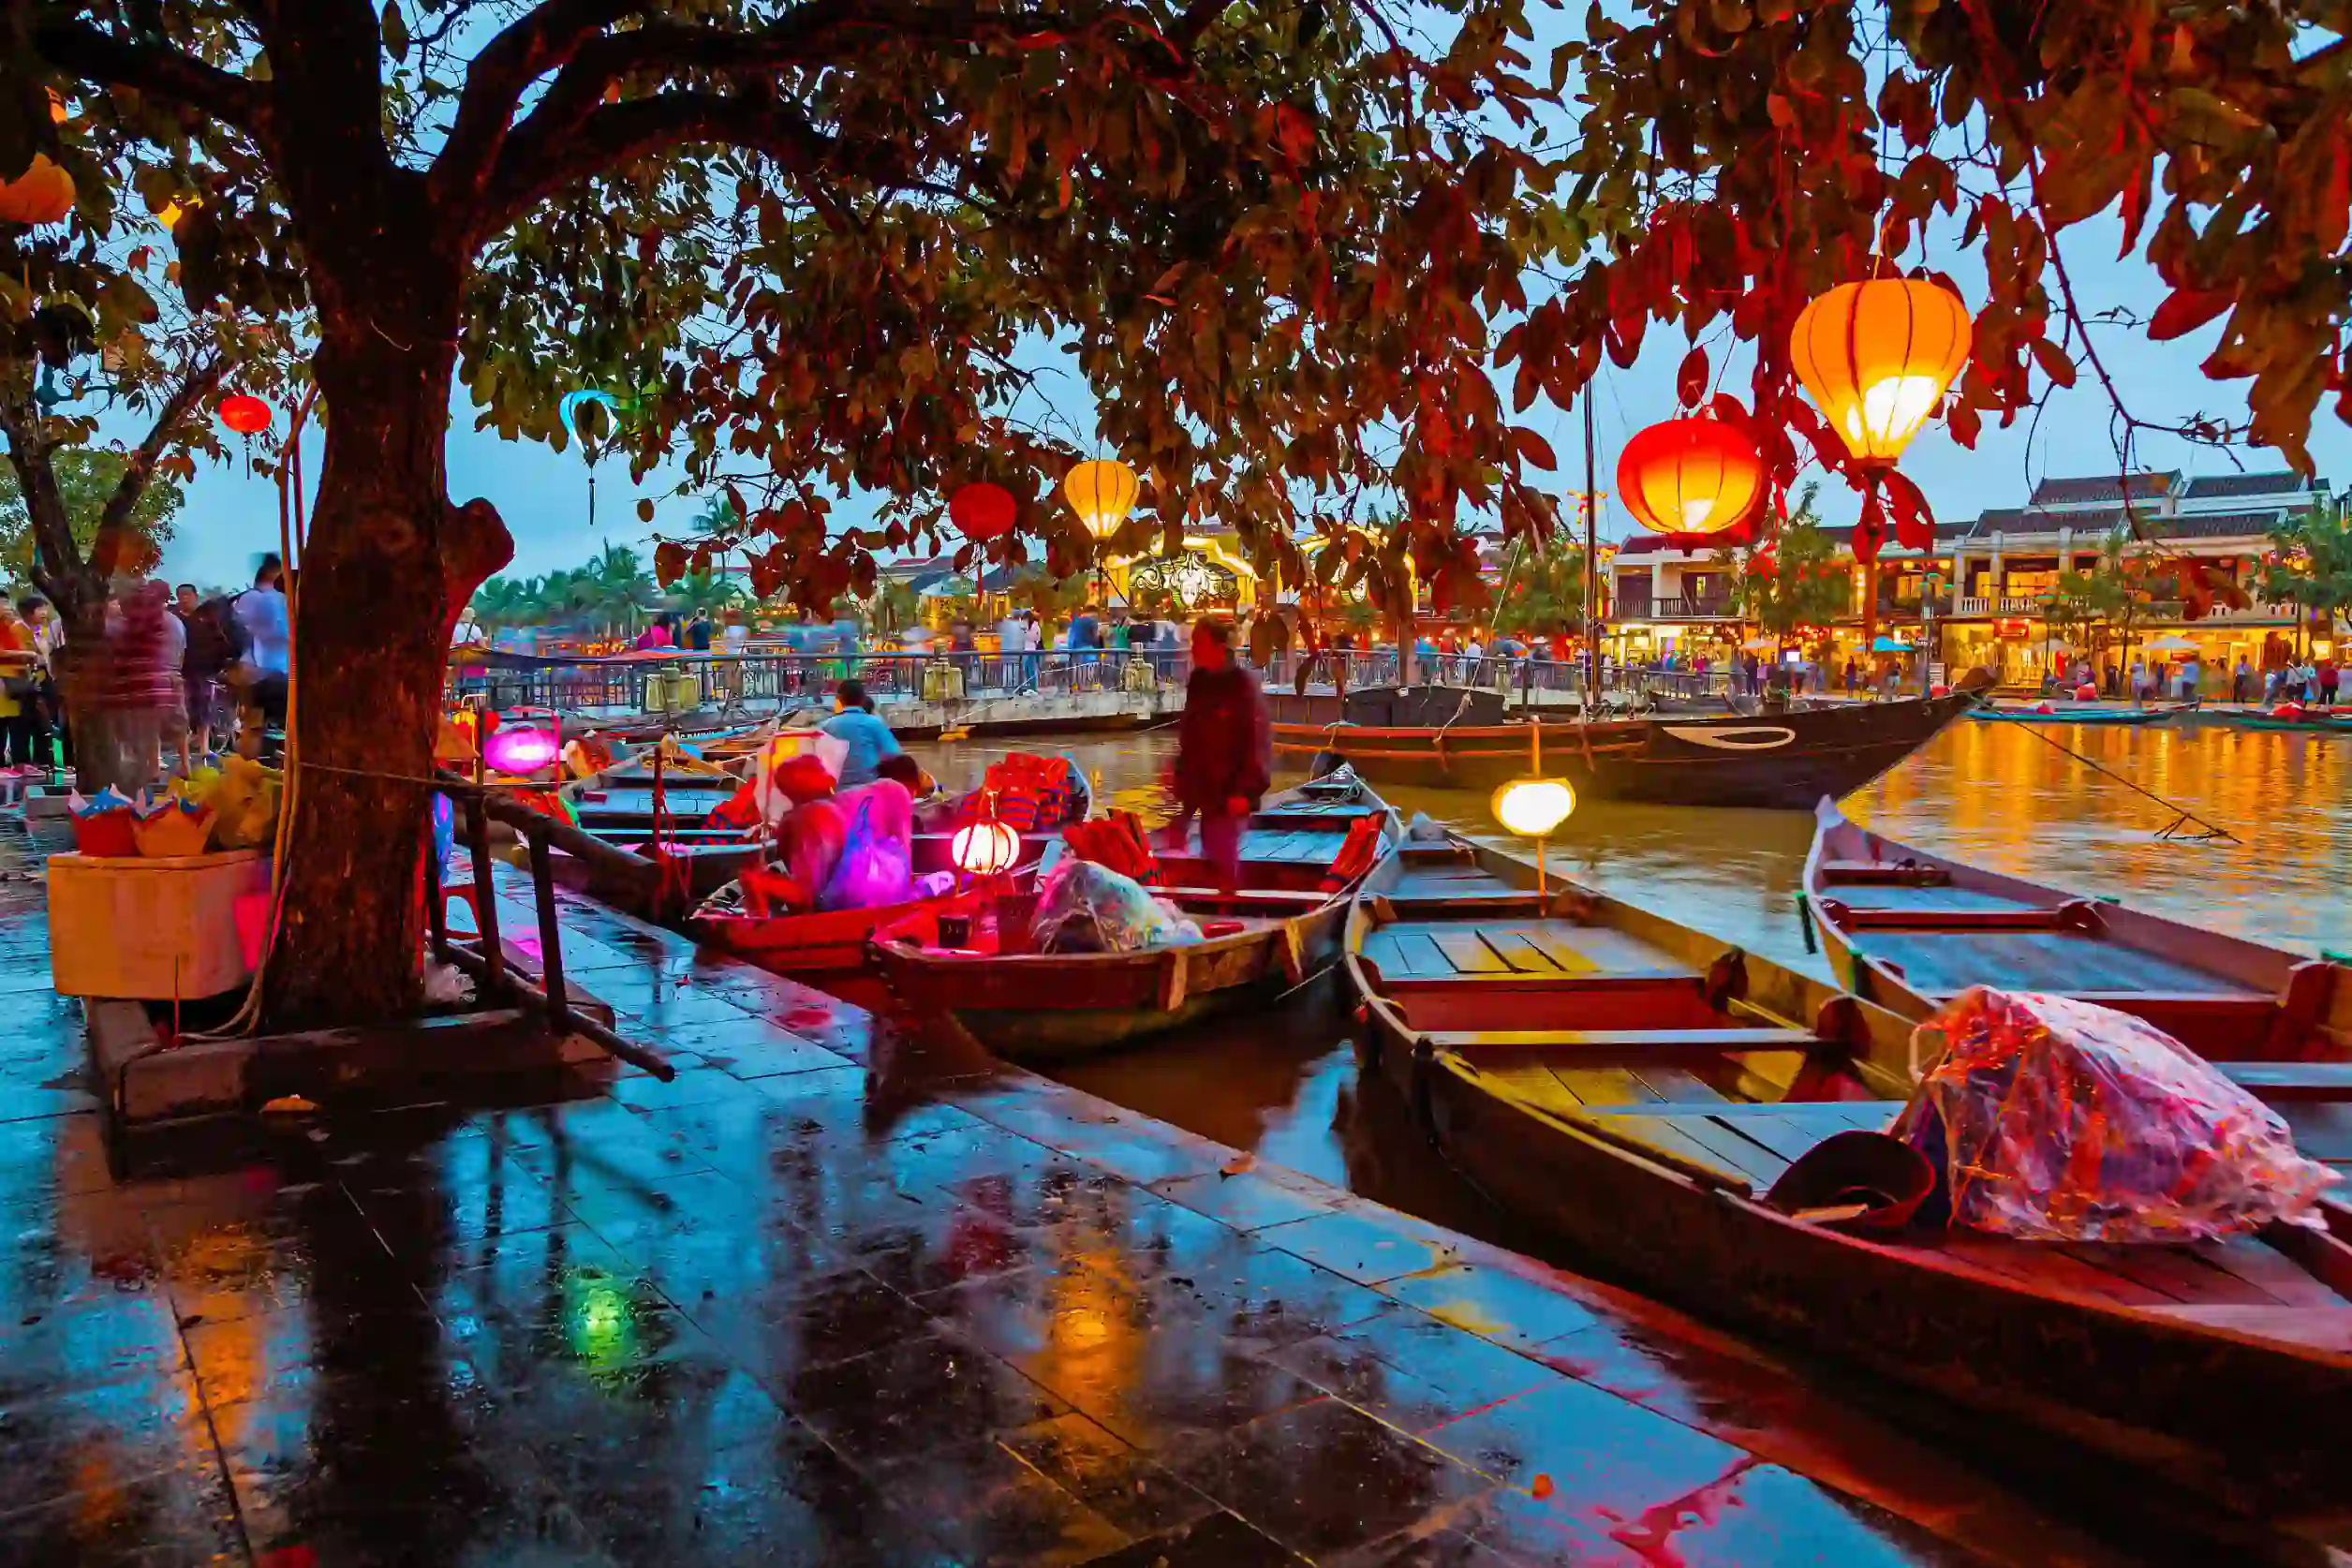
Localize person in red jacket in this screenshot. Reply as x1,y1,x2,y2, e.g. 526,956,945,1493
1165,617,1270,892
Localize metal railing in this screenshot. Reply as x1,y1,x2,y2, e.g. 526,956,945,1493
1646,597,1738,621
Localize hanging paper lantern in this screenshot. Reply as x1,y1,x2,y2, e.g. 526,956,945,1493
217,394,272,436
1491,777,1575,839
1062,459,1139,540
949,482,1017,542
1789,279,1973,463
952,820,1021,877
483,725,562,776
0,155,76,227
1615,419,1764,541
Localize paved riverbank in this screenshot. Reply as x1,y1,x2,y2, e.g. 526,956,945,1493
1,857,2154,1566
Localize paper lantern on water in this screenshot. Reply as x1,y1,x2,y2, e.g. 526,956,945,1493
949,482,1017,542
483,726,562,775
1616,419,1763,542
1789,279,1973,464
1062,460,1139,540
952,820,1021,877
0,155,76,226
217,394,272,436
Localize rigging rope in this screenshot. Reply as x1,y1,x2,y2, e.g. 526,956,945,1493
1999,719,2239,843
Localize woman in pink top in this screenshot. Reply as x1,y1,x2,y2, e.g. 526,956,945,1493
633,615,673,651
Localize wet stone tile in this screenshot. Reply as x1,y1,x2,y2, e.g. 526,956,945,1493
1072,1509,1309,1568
1257,1207,1462,1287
505,1103,714,1190
0,1468,247,1568
1013,1326,1323,1455
0,1183,165,1312
0,1370,219,1516
619,987,766,1031
1329,1526,1521,1568
605,1063,753,1113
1378,1264,1604,1351
998,1412,1220,1538
0,1291,187,1403
1148,1168,1339,1233
779,1324,1069,1472
1172,1396,1487,1561
662,1018,855,1080
689,1265,938,1380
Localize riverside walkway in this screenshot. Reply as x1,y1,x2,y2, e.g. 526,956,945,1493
1,855,2155,1566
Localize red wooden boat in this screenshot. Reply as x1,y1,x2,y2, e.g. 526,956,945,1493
1348,833,2352,1524
1802,798,2347,1058
684,829,1057,979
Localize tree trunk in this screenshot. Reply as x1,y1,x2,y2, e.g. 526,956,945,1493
260,306,510,1031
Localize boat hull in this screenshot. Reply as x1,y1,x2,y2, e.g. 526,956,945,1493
1969,705,2182,726
1275,692,1977,808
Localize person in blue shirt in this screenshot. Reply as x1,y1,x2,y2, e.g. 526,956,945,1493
819,678,901,788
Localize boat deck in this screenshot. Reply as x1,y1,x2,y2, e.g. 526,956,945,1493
1854,930,2265,998
1364,919,1694,981
1822,884,2054,916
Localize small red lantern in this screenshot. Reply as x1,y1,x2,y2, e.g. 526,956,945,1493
217,394,272,436
948,482,1017,541
1616,419,1764,547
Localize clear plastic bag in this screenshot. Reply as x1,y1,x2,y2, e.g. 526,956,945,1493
1029,857,1201,954
819,780,914,911
1894,988,2338,1242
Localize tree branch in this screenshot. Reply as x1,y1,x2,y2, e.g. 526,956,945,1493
0,383,89,617
31,9,265,138
100,349,230,534
431,0,658,207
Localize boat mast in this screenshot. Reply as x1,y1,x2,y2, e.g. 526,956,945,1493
1582,386,1600,713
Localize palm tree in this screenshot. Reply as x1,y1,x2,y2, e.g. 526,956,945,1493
470,575,544,629
2258,498,2352,657
582,541,655,635
665,569,747,619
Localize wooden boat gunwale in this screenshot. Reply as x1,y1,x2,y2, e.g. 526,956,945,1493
1342,835,2352,1521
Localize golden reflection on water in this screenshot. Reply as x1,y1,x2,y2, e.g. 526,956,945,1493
912,716,2347,976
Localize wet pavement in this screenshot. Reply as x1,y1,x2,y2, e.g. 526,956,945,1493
0,859,2163,1566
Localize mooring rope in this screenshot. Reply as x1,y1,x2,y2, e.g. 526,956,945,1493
2000,719,2240,843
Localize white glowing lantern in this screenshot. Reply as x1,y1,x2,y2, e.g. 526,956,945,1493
952,821,1021,878
1491,778,1575,838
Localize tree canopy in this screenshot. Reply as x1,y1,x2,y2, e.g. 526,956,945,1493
0,445,183,587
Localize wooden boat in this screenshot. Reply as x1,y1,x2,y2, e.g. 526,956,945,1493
1269,680,1984,809
2225,710,2352,734
1968,702,2190,726
1803,799,2347,1058
873,776,1398,1060
685,829,1058,979
1348,833,2352,1522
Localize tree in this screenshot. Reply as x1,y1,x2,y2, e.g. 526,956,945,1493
28,0,1568,1028
861,578,925,635
468,574,544,630
0,446,183,586
2258,501,2352,655
1727,492,1847,640
1493,539,1586,637
2081,530,2162,664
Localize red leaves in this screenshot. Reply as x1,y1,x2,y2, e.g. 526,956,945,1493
1884,470,1935,553
1509,427,1558,470
653,540,687,585
2030,337,2078,390
2148,288,2234,342
1676,347,1709,409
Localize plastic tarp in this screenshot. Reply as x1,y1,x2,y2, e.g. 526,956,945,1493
818,780,914,911
1028,857,1201,954
1894,988,2337,1242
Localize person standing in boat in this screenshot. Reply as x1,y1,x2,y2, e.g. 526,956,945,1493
820,677,902,789
1164,618,1270,895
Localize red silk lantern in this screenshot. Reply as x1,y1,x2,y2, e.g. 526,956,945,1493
217,394,272,436
1616,419,1764,547
948,482,1017,541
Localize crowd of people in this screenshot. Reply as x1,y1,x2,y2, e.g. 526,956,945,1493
0,555,293,791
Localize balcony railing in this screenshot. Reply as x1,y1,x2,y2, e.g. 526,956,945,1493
1950,595,2047,616
1646,597,1738,621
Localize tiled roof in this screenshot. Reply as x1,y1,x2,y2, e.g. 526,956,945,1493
2181,471,2318,501
2028,471,2179,507
2146,510,2294,540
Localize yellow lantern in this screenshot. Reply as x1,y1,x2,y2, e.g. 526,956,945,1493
1789,279,1973,463
0,155,76,227
1063,459,1139,540
1491,776,1575,895
952,820,1021,878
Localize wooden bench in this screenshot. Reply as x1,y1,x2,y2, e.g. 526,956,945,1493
1816,859,1951,887
2219,1061,2352,1102
1430,1027,1823,1054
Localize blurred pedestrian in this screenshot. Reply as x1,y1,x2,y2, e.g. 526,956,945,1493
1161,618,1269,895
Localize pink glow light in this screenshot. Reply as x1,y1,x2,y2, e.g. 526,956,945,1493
484,726,561,774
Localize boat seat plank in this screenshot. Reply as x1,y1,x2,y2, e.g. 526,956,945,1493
1817,860,1952,886
1606,1112,1792,1188
1382,929,1453,978
1429,1028,1821,1053
1551,1067,1665,1106
1574,1112,1767,1191
1629,1067,1728,1103
1430,930,1513,974
1819,885,2055,916
1927,1235,2181,1309
1697,1111,1825,1165
2189,1237,2349,1309
2218,1061,2352,1102
1483,931,1565,973
1855,931,2264,998
2138,1305,2352,1352
2273,1102,2352,1161
2055,1242,2272,1306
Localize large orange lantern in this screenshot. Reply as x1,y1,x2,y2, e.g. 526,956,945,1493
1062,459,1139,540
1615,419,1764,541
0,155,76,227
1789,279,1973,463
